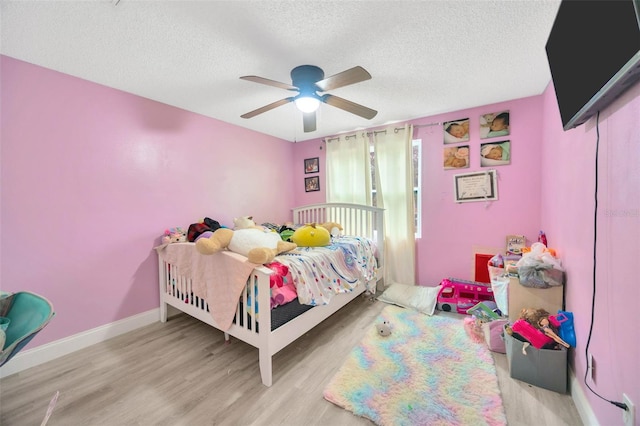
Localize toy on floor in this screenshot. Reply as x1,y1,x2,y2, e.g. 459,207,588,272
463,317,485,343
466,301,501,321
376,321,391,337
436,278,496,314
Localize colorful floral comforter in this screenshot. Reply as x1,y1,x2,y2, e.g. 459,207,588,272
274,236,378,306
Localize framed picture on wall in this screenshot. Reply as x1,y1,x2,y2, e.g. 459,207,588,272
480,110,510,139
453,170,498,203
443,118,470,144
304,157,319,174
305,176,320,192
443,146,470,170
480,141,511,167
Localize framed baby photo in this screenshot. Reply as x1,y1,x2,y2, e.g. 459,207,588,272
443,118,470,144
304,157,319,174
305,176,320,192
443,146,470,170
480,110,510,139
480,141,511,167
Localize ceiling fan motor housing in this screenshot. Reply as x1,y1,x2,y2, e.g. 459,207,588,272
291,65,324,96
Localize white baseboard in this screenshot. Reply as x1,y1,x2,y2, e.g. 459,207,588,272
570,367,599,426
0,308,161,379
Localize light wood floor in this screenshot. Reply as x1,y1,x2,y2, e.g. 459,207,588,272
0,297,583,425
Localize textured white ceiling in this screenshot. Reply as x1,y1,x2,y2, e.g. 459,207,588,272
1,0,561,142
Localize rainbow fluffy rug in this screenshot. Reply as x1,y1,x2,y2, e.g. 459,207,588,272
323,305,507,426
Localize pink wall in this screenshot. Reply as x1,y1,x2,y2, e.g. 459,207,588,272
412,98,543,285
292,139,326,206
294,89,639,425
0,56,294,347
295,97,544,286
4,54,638,426
541,81,639,426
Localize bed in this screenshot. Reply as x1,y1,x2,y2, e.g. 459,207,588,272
157,203,384,386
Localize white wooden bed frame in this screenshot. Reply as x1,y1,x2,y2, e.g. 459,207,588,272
158,203,384,386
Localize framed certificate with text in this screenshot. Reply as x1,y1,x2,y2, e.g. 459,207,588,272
453,170,498,203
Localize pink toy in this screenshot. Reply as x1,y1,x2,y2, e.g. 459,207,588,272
162,227,187,244
511,319,554,349
436,278,496,315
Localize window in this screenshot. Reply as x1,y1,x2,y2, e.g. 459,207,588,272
370,139,422,238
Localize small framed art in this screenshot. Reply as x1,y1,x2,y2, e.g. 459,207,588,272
443,118,470,144
305,176,320,192
453,170,498,203
443,146,470,170
304,157,319,174
480,110,510,139
480,141,511,167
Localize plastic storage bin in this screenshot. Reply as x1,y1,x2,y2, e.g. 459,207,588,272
504,324,567,393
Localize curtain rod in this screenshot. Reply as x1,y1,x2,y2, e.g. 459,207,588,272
325,121,440,143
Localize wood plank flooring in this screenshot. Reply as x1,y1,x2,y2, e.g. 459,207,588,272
0,297,583,425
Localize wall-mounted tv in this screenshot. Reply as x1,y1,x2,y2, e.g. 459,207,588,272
545,0,640,131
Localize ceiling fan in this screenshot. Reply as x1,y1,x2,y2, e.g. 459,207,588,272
239,65,377,132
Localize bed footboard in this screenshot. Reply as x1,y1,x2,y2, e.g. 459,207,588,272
157,255,275,383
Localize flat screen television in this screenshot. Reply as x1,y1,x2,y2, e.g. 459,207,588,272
545,0,640,130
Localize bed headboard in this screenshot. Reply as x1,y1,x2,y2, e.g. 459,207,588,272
292,203,385,268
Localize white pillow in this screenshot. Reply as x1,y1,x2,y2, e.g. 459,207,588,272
377,282,441,315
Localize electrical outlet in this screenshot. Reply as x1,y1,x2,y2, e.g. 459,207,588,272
623,394,635,426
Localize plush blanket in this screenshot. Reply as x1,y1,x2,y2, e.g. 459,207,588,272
275,236,377,305
156,243,258,331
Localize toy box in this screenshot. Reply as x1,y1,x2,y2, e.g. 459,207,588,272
436,278,496,315
482,319,509,353
504,324,567,393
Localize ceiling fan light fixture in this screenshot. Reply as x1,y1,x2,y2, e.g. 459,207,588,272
294,96,320,113
240,65,377,131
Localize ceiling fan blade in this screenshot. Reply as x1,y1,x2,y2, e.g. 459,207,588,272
241,97,295,119
315,66,372,92
322,94,377,120
303,112,316,133
240,75,297,91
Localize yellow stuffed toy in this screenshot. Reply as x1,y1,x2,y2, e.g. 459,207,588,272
291,223,331,247
196,228,296,264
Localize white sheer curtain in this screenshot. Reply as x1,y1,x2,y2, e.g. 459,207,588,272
373,124,416,286
325,133,372,205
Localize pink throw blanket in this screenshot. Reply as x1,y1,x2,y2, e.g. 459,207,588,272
156,243,258,331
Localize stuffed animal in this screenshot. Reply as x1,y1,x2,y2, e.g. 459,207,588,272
291,223,331,247
195,228,297,264
376,321,391,337
233,216,266,231
162,227,187,245
320,222,343,237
